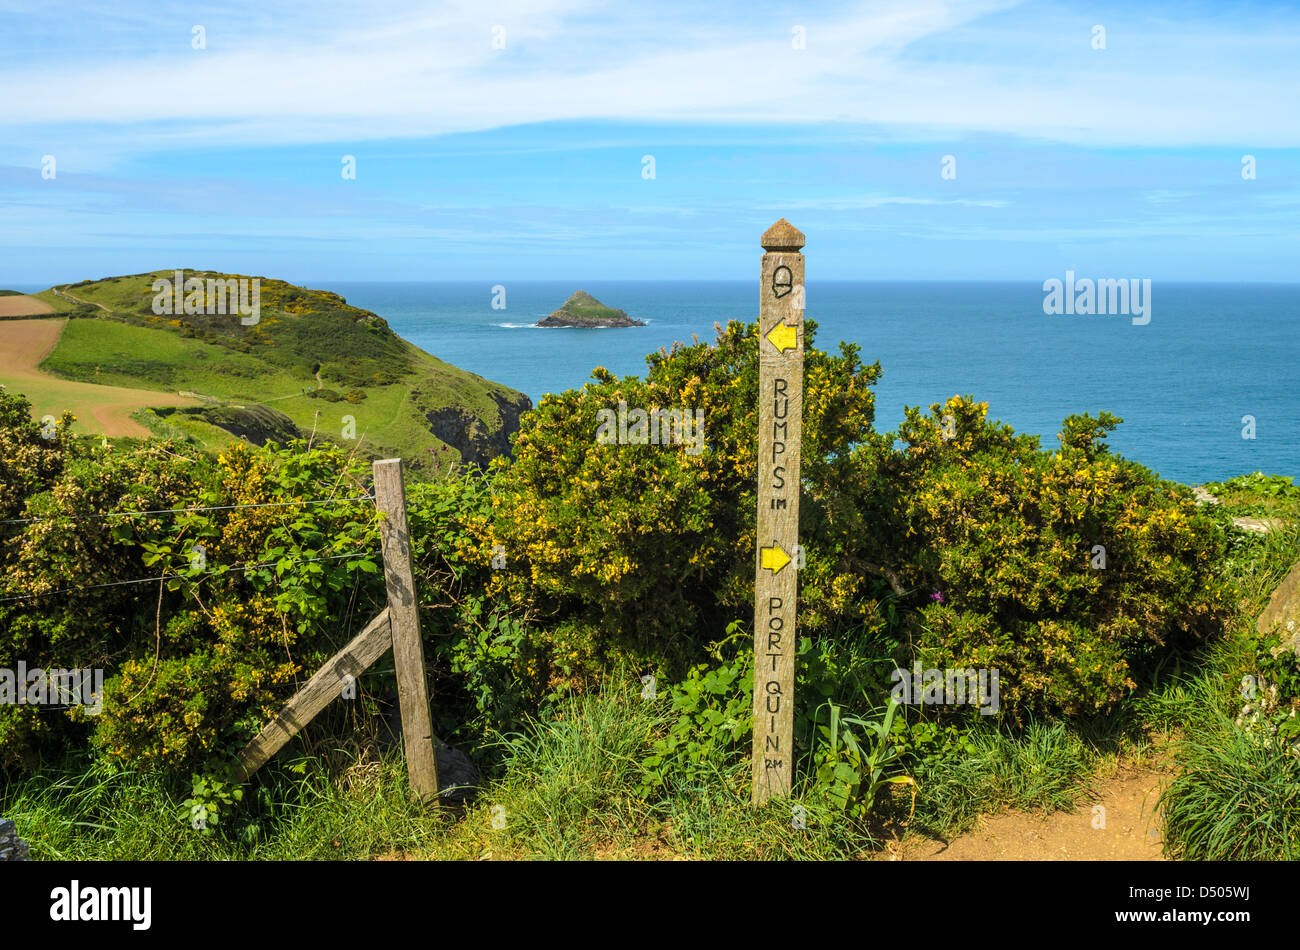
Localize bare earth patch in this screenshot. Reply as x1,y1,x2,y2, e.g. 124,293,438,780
0,318,195,437
883,765,1167,861
0,294,55,317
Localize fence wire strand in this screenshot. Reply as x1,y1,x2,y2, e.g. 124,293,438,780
0,549,379,604
0,495,372,527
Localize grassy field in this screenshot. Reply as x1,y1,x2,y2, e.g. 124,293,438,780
0,293,55,317
10,272,530,473
0,318,196,437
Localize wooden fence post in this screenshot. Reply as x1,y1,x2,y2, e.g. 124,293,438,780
373,458,440,802
751,219,806,804
234,610,393,782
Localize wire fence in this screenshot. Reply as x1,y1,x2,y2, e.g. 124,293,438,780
0,549,379,605
0,495,371,527
0,493,379,604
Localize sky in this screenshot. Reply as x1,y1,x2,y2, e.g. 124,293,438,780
0,0,1297,284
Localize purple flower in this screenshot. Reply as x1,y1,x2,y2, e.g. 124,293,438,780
930,591,945,603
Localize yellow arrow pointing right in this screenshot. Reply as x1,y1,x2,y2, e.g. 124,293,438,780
765,322,798,354
760,542,791,574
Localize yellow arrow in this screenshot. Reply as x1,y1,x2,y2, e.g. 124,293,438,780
765,322,798,354
760,542,791,574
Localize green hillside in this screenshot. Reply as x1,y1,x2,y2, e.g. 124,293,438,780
29,271,531,474
558,290,623,320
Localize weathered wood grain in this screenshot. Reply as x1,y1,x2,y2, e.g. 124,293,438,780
752,218,806,804
234,609,392,781
373,458,440,802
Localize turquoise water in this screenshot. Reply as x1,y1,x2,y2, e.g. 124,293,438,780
332,281,1297,486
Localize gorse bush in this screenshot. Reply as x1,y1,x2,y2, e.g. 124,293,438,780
0,389,73,522
852,398,1233,718
0,400,387,772
489,318,882,680
0,388,539,776
489,324,1231,720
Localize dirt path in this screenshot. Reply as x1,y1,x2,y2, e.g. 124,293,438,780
0,294,55,317
50,286,110,311
884,765,1167,861
0,318,195,437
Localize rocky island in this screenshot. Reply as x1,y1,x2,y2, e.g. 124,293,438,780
536,290,646,328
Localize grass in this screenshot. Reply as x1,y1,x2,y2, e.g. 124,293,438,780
1130,485,1300,859
1,677,1105,861
1,680,884,861
554,290,626,320
3,745,452,861
903,719,1097,840
1203,472,1300,525
1142,675,1300,860
438,682,880,860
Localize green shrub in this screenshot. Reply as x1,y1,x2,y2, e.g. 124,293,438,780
0,318,1240,800
905,719,1093,837
489,318,881,680
0,403,386,772
1204,471,1300,501
640,628,906,826
639,636,753,794
862,398,1233,718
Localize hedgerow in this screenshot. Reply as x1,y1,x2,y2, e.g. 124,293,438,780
0,317,1233,793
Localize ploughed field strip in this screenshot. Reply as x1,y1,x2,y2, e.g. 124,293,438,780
0,294,55,317
0,317,195,437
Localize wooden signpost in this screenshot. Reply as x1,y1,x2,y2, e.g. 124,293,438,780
752,218,805,804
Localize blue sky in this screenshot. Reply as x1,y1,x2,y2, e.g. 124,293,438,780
1,0,1297,284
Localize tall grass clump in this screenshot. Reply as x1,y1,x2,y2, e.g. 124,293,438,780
909,720,1094,838
1161,726,1300,859
1,746,448,861
1157,676,1300,860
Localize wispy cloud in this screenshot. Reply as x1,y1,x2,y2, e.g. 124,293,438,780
4,0,1298,167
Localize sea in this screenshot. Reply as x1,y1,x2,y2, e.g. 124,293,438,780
331,280,1297,486
12,279,1293,485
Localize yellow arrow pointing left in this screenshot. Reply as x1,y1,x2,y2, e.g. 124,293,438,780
765,322,797,354
760,543,791,574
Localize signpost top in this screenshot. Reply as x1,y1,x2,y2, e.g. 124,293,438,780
760,218,805,252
